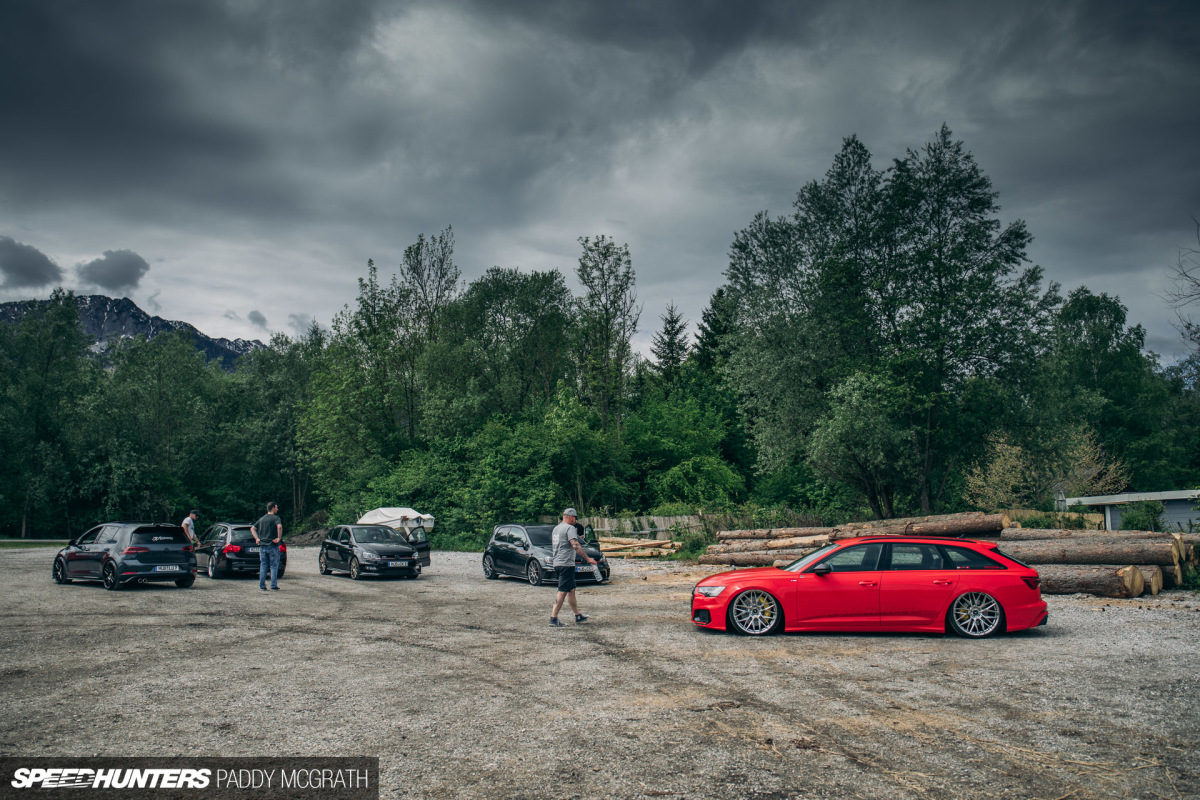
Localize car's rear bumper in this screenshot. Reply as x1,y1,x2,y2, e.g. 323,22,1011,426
118,565,197,582
1004,599,1049,633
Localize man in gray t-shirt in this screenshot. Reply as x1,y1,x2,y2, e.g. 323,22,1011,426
549,508,596,627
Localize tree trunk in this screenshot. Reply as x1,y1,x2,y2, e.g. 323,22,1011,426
709,535,831,554
1036,565,1144,598
1000,529,1185,562
716,527,836,540
1134,565,1163,596
698,550,814,566
1000,540,1179,568
830,514,1008,540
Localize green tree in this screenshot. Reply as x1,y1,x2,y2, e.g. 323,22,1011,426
576,235,640,440
650,302,689,395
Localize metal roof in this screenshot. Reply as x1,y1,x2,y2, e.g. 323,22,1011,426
1064,490,1200,506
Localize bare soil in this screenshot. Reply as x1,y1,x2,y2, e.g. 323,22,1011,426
1,547,1198,799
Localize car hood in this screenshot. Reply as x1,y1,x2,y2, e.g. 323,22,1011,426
697,567,786,585
354,543,417,555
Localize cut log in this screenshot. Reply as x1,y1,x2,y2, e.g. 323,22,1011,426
1036,565,1144,598
706,540,769,554
838,512,987,530
1161,564,1188,588
1000,529,1186,561
698,550,813,567
601,540,678,552
1134,565,1163,596
708,535,830,554
998,539,1180,568
829,514,1008,540
716,527,836,540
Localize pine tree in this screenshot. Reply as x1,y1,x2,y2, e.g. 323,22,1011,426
651,302,689,394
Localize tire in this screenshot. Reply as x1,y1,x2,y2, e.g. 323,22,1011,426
482,555,498,579
175,575,195,588
53,558,71,584
319,551,331,575
947,592,1005,638
349,557,362,580
277,565,286,579
526,561,543,586
102,563,122,591
728,589,782,636
207,557,222,579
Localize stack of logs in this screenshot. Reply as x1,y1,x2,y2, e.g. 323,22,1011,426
699,511,1197,598
598,537,683,558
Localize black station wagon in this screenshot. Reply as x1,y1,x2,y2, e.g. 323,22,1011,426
196,521,288,579
53,522,197,590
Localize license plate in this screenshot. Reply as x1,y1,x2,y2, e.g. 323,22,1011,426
246,547,260,553
388,561,409,567
154,565,181,572
575,566,590,573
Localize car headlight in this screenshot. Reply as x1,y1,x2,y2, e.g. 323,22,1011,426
358,549,380,561
694,585,725,597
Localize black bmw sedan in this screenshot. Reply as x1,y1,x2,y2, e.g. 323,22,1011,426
52,522,197,590
481,524,609,586
319,525,421,579
196,522,288,579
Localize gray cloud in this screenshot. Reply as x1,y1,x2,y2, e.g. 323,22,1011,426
287,313,316,336
0,236,62,288
247,310,267,329
76,249,150,291
223,310,242,322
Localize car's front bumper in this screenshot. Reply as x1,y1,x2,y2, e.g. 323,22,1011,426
691,594,729,631
359,561,421,576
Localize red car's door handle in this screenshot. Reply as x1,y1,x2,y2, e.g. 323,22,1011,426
932,580,953,585
858,581,877,587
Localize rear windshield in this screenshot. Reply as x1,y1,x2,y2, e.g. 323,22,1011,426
230,526,256,543
524,526,555,547
131,528,190,545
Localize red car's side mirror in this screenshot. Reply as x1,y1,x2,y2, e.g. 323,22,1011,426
810,562,832,576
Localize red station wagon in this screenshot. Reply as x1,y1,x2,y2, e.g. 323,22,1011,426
691,536,1048,637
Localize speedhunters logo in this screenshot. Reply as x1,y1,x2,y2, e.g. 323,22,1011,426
0,759,377,799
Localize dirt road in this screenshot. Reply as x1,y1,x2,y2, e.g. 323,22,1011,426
1,547,1197,799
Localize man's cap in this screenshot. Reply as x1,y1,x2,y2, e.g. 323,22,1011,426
563,507,578,517
190,509,199,516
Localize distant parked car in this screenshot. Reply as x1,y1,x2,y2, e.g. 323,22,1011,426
319,525,421,580
481,524,609,586
195,522,288,579
52,522,197,590
691,536,1048,637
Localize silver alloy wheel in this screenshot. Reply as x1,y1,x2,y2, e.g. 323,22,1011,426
319,551,330,574
349,557,361,580
730,590,781,635
482,555,497,579
207,558,218,579
526,561,542,586
949,592,1003,638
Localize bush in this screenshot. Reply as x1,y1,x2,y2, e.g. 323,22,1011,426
668,525,714,560
1118,501,1165,532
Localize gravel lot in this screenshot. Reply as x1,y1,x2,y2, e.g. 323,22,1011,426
1,546,1198,799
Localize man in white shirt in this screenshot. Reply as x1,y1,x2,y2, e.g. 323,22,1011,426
181,510,199,545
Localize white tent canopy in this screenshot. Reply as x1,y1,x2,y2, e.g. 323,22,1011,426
357,507,435,530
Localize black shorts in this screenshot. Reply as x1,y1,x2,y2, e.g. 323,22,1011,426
555,565,577,592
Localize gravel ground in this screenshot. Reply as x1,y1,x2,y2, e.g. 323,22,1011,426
1,546,1198,800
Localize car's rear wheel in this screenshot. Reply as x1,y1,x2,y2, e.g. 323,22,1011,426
728,589,782,636
53,558,70,584
175,575,195,588
318,551,331,575
947,592,1005,638
482,555,498,579
349,557,362,580
526,561,543,586
277,565,286,579
207,558,222,579
102,563,121,591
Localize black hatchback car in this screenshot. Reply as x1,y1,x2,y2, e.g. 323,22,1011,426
52,522,197,590
319,525,421,579
196,522,288,579
482,524,609,585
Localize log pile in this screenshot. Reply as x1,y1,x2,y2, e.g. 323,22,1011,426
998,528,1195,597
698,512,1008,566
598,537,682,559
698,514,1197,598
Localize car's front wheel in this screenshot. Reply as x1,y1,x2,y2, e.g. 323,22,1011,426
349,557,362,580
102,563,121,591
526,561,543,586
482,555,498,579
947,592,1005,638
207,558,222,579
176,575,195,588
728,589,781,636
318,551,331,575
52,558,70,584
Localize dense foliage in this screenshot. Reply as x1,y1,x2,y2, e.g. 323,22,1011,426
4,129,1199,545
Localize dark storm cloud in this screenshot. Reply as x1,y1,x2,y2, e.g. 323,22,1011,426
76,249,150,291
247,310,268,329
287,313,316,335
0,236,62,288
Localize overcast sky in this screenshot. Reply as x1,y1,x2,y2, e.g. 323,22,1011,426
2,0,1198,359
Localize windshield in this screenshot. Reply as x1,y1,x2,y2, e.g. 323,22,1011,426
780,543,838,572
525,526,554,547
351,526,408,544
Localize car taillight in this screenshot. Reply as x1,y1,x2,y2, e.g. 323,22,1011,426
279,544,287,552
121,547,149,555
182,545,193,552
1022,576,1040,591
222,544,242,554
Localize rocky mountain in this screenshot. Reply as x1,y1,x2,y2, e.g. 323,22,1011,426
0,295,264,370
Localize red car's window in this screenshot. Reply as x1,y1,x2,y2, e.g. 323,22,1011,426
887,543,945,570
812,543,883,572
942,545,1005,570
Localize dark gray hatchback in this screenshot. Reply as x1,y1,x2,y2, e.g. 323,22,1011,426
53,523,197,590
